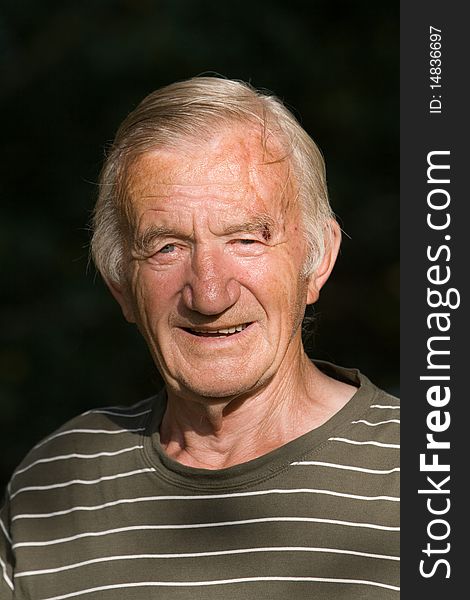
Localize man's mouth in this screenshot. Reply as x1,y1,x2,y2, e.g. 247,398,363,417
182,323,251,337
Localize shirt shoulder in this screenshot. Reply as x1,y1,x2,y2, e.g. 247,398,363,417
7,397,158,502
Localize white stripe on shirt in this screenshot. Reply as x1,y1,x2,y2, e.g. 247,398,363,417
351,419,400,426
83,409,151,418
0,518,11,544
0,555,13,591
15,546,400,577
290,461,400,474
13,516,400,548
33,428,145,450
12,446,144,479
329,437,400,449
12,487,399,521
10,468,155,499
38,576,400,600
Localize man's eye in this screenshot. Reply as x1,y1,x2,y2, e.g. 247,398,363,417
158,244,176,254
237,239,257,245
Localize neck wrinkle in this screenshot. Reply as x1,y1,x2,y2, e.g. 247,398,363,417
159,349,344,470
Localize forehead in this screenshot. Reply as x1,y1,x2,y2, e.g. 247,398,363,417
124,124,298,218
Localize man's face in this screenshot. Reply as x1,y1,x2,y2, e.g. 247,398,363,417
114,125,319,400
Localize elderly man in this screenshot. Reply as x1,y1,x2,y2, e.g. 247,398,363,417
1,77,399,599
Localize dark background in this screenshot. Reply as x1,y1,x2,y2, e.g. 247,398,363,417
0,0,399,489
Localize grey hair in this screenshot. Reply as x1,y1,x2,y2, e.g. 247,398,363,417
91,76,335,283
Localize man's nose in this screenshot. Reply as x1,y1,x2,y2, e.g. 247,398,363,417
181,246,241,315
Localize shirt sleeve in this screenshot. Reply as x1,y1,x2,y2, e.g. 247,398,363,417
0,491,14,599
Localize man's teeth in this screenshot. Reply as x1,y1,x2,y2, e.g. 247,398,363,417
191,323,248,334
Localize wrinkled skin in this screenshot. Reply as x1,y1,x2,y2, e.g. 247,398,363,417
108,124,352,468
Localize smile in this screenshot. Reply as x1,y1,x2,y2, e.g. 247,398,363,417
183,323,251,337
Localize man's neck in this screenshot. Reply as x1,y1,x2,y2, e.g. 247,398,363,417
159,355,357,470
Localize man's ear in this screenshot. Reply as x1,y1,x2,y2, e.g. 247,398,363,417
104,277,137,324
306,220,342,305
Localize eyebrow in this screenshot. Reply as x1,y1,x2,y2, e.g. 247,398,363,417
221,215,276,241
133,225,191,254
133,214,277,254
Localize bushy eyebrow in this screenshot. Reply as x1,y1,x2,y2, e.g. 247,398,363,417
221,214,276,241
134,214,277,254
133,225,191,254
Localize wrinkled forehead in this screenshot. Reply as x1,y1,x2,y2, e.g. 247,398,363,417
121,123,299,222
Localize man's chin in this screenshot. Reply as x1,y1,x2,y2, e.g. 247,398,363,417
168,371,267,403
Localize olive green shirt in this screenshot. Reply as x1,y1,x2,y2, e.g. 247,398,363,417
1,362,399,599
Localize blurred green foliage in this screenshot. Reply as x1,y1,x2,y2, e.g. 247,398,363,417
0,0,399,488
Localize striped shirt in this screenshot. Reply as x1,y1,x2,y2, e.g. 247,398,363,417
0,362,399,599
